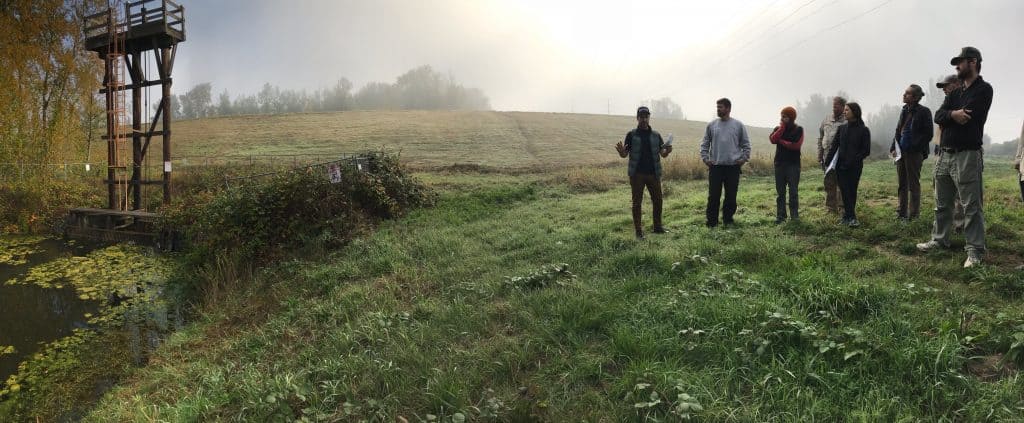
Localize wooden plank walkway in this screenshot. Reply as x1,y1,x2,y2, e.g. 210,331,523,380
65,208,177,249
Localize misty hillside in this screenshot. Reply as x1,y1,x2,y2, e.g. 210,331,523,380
170,111,775,169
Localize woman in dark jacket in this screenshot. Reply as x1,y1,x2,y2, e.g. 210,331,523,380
770,106,804,223
825,102,871,227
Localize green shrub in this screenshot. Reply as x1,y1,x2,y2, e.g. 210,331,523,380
166,154,433,269
0,178,102,234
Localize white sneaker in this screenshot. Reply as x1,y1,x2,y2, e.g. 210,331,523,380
916,240,944,252
964,252,983,268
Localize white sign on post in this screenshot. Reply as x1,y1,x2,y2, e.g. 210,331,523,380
327,163,342,183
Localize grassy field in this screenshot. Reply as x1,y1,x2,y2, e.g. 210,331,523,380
167,111,774,169
84,153,1024,421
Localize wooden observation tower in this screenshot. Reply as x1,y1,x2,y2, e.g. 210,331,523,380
83,0,185,210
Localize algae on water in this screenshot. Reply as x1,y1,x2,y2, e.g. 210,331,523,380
0,236,46,266
6,244,171,302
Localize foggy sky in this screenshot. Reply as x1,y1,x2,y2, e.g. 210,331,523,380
173,0,1023,141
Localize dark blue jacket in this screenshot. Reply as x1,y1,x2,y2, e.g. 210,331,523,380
890,103,933,157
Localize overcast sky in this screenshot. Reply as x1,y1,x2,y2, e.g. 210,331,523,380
171,0,1023,141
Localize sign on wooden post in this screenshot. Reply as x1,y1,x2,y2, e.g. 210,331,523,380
327,163,342,183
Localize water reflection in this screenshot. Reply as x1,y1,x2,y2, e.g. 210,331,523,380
0,237,179,387
0,238,99,383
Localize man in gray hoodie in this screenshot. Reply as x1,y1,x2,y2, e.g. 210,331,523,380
700,98,752,227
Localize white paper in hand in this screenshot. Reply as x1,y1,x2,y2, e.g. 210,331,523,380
892,140,902,163
825,150,839,174
666,133,674,146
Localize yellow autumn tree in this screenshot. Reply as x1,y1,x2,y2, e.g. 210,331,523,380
0,0,104,178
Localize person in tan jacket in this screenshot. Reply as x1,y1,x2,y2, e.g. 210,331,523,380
818,96,847,214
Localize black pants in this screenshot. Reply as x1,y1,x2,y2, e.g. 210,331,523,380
630,173,663,231
707,165,741,226
774,163,800,220
837,166,863,221
1019,180,1023,204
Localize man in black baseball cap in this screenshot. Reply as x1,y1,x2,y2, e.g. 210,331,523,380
918,46,993,268
615,105,673,239
950,46,982,66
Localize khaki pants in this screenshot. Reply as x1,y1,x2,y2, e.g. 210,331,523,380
824,171,841,213
931,150,985,254
935,150,967,231
897,151,924,218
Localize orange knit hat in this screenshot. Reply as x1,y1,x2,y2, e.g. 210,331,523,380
781,106,797,120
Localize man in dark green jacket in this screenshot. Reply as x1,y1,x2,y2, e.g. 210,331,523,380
615,106,673,239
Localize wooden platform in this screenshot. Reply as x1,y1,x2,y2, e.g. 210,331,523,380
84,0,185,56
64,208,178,250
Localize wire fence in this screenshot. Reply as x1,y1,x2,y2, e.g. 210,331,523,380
0,153,381,183
220,152,382,188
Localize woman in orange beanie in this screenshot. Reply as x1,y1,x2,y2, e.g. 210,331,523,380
769,106,804,223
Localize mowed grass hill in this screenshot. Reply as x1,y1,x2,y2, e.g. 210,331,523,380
171,111,774,168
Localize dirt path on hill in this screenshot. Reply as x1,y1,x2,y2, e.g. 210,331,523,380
504,112,541,161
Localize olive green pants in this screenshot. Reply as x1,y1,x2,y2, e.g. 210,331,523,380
930,150,985,254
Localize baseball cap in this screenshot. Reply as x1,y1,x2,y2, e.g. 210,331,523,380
950,46,982,65
936,74,958,88
637,106,650,116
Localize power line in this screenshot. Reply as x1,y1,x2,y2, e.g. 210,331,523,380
658,0,835,99
658,0,893,103
633,0,784,96
712,0,819,69
733,0,894,76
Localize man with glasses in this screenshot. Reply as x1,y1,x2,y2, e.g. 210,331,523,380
890,84,933,221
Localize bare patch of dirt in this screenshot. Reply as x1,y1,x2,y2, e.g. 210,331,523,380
964,354,1018,382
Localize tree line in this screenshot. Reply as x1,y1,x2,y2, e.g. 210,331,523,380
639,97,685,120
162,65,492,120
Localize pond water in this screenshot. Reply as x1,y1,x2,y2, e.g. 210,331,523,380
0,238,100,383
0,234,180,393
